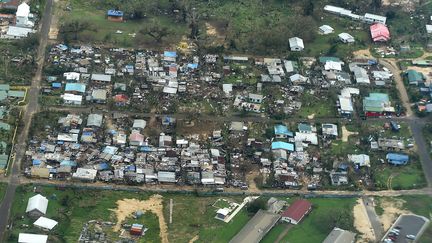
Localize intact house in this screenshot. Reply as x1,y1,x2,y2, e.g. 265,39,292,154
348,154,371,167
91,89,108,104
322,123,338,138
386,153,409,165
323,227,356,243
337,88,359,118
26,194,48,218
61,93,82,105
281,199,312,224
338,33,355,43
107,10,123,22
289,37,304,51
319,25,334,35
405,70,425,86
363,93,395,117
370,23,390,42
274,124,294,139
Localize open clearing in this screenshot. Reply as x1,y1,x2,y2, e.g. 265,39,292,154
111,195,168,243
353,198,375,242
342,125,358,142
377,197,410,231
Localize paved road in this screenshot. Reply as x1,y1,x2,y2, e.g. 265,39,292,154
0,0,54,241
363,196,384,240
382,214,430,243
409,121,432,186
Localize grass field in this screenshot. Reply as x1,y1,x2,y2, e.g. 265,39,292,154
5,185,249,243
373,159,427,190
296,92,337,119
262,197,357,243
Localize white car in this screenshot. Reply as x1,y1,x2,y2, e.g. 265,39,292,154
406,234,416,240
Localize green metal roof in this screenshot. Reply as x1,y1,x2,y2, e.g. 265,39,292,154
319,56,341,63
406,70,424,82
0,122,10,131
0,84,10,91
8,90,25,98
0,91,7,101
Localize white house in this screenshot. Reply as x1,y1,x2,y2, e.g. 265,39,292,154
289,37,304,51
4,26,34,39
338,33,355,43
319,25,334,35
61,93,82,105
16,3,33,28
26,194,49,217
427,25,432,34
33,217,58,231
18,233,48,243
364,13,386,24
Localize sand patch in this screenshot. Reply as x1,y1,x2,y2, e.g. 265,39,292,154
307,113,315,119
353,48,372,58
110,195,169,243
353,198,375,242
342,125,358,142
378,198,410,231
206,22,218,36
189,235,199,243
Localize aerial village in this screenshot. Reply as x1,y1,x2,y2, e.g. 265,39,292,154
20,5,416,193
2,1,432,243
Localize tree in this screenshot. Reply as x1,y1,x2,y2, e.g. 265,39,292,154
246,197,268,214
372,0,382,9
303,0,314,16
60,20,92,41
139,21,171,43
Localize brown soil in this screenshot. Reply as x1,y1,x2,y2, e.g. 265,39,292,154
342,125,358,142
188,235,199,243
110,195,169,243
378,198,410,231
353,198,375,242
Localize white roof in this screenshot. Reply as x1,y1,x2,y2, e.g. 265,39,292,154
289,37,304,49
341,88,360,98
217,208,230,216
133,119,147,129
33,217,58,230
163,86,177,94
427,25,432,34
63,72,80,81
57,133,78,142
16,3,30,17
338,33,354,41
324,61,343,71
319,25,334,33
72,168,98,180
339,96,354,112
62,93,82,102
6,26,33,37
18,233,48,243
26,194,48,215
284,60,295,72
223,83,233,94
91,74,111,82
294,132,318,145
364,13,387,23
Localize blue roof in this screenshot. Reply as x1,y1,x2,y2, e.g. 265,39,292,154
271,141,294,151
126,165,136,172
65,83,86,93
139,146,152,152
274,125,293,136
107,10,123,17
32,159,41,166
95,162,110,170
60,160,77,167
187,63,198,69
52,82,62,88
386,153,409,165
164,51,177,58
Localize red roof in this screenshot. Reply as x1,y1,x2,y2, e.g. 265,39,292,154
114,94,128,103
370,23,390,42
281,199,312,222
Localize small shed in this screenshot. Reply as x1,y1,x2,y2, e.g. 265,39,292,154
289,37,304,51
107,10,123,22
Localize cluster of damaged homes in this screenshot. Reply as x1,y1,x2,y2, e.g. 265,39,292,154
25,113,229,186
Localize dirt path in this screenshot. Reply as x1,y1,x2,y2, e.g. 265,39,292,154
48,0,64,40
275,224,292,243
378,198,410,231
188,235,199,243
342,125,358,142
110,195,169,243
353,48,372,58
353,198,375,242
246,171,259,193
378,59,413,117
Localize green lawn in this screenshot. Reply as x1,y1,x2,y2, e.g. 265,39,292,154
296,92,337,119
263,197,357,243
6,185,251,243
373,160,427,190
61,0,188,47
261,224,288,243
163,194,247,243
